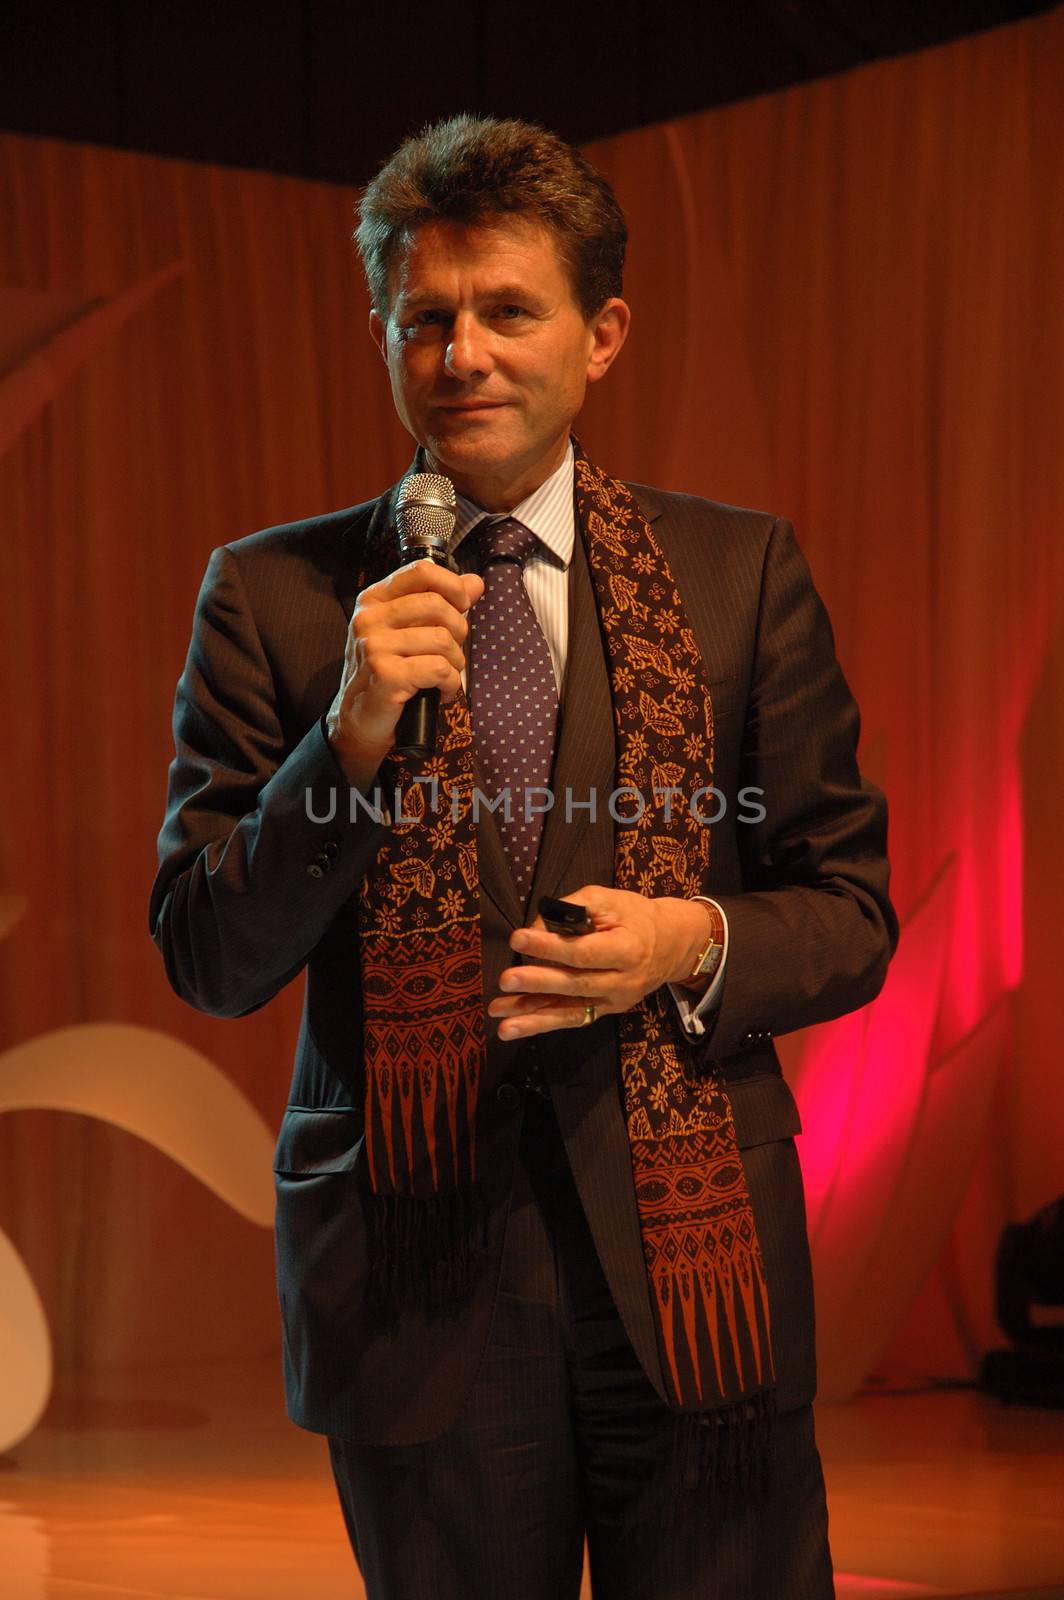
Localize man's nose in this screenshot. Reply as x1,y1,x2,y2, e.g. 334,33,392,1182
444,313,493,380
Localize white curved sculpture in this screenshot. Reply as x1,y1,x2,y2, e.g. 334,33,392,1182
0,1024,275,1225
0,1225,52,1460
0,1022,275,1454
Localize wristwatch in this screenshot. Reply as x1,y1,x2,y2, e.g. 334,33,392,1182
687,898,726,983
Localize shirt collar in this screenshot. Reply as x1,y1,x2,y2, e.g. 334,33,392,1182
442,442,575,568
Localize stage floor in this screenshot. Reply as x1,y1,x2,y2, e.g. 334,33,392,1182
1,1358,1062,1599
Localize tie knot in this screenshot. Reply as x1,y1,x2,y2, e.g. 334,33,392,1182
476,517,538,570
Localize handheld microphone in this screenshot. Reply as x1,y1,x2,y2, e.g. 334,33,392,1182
393,471,458,759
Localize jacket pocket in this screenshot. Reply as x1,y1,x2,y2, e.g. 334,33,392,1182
726,1074,802,1150
273,1105,364,1175
704,678,741,723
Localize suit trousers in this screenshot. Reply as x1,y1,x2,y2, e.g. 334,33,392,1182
327,1089,835,1600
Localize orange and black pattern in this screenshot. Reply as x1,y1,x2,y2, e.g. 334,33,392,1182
359,703,486,1200
575,448,775,1413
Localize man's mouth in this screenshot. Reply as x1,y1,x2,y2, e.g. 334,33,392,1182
437,401,508,413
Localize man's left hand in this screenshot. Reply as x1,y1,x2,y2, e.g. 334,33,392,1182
489,886,714,1040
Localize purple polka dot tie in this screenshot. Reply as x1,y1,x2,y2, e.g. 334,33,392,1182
468,518,559,905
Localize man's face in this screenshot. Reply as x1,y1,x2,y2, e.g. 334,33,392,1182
370,217,629,509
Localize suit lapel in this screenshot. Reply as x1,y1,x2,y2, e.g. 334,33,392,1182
333,486,396,622
527,529,615,910
472,758,524,927
528,486,663,909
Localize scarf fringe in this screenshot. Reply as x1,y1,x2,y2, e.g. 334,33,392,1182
606,1388,777,1586
667,1385,777,1512
367,1187,488,1320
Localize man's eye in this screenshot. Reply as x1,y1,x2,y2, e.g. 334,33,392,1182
399,310,446,340
399,309,444,329
496,305,526,320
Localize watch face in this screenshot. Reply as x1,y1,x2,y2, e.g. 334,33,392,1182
698,943,723,977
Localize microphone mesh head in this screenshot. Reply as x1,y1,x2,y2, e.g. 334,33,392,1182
396,472,457,557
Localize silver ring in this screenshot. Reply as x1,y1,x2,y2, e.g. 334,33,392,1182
583,1003,597,1027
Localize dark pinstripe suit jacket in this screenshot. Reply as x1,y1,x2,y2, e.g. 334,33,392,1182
150,475,896,1446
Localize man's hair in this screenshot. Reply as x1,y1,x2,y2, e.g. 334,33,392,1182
355,114,627,321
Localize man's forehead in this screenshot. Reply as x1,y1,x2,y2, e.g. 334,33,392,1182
389,215,565,299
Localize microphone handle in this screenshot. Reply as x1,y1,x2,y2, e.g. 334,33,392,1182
391,544,455,760
393,687,440,761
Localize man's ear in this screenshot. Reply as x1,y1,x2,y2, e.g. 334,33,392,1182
586,297,631,385
369,308,388,363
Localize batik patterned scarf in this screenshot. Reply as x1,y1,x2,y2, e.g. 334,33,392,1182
356,443,775,1446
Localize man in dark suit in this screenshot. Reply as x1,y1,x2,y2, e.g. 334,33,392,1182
151,115,895,1599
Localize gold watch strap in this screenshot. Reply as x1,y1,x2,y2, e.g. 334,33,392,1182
688,899,726,981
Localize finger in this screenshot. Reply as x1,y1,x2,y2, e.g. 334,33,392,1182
497,962,615,998
509,925,630,970
462,571,485,606
358,588,473,647
489,992,608,1019
360,652,462,698
488,992,564,1018
361,625,466,672
378,559,478,613
340,654,461,724
497,999,602,1041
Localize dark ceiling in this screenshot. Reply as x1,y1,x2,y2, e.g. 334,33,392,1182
2,0,1055,188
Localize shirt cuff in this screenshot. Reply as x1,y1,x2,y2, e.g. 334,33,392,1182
668,897,729,1037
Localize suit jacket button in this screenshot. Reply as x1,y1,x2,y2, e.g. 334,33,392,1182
306,861,325,880
496,1082,521,1110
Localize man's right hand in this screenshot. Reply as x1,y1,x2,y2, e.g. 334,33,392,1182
325,559,484,791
